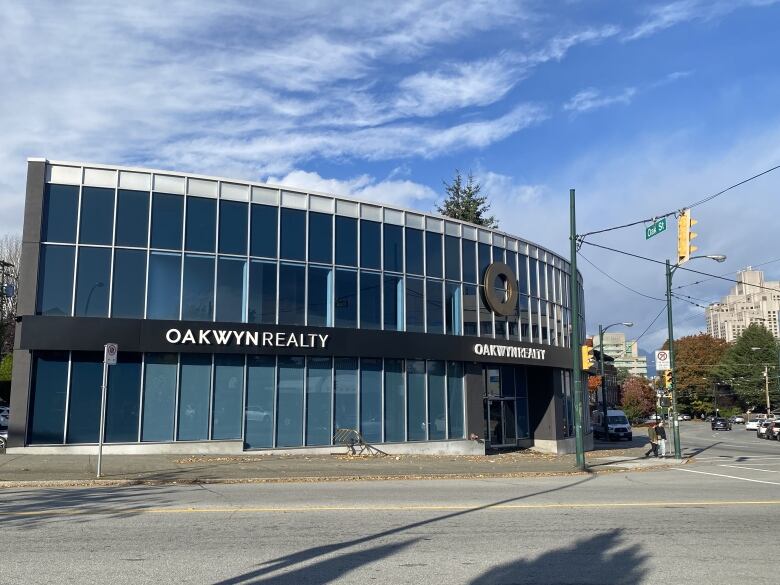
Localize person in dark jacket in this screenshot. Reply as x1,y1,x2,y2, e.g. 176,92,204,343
656,421,667,457
645,423,659,458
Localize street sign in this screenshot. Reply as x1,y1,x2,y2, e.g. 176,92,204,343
655,350,670,371
104,343,118,366
645,218,667,240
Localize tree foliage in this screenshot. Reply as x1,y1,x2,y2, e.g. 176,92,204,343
620,376,655,421
0,234,21,354
436,170,498,228
662,333,728,412
587,375,601,393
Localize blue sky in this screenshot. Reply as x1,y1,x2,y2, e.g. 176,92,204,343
2,0,780,351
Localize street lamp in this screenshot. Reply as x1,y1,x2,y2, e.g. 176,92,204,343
666,254,726,460
598,321,633,441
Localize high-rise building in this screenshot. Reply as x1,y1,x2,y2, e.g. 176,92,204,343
588,332,647,377
706,268,780,342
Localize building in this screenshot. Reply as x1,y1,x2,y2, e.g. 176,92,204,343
8,159,589,456
706,268,780,342
588,332,647,378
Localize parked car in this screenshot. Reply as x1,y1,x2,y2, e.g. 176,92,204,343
0,422,7,449
764,420,780,440
733,416,745,424
711,417,732,431
592,409,633,441
746,420,761,431
682,414,691,421
758,421,772,438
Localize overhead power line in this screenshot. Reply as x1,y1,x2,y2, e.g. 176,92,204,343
579,252,666,301
672,256,780,291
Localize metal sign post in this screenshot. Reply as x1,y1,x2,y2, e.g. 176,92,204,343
97,343,118,478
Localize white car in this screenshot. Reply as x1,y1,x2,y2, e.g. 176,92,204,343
757,421,772,438
746,420,760,431
733,416,745,424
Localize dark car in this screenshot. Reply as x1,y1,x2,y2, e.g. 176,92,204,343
711,417,732,431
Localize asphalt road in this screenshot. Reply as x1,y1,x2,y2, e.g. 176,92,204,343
2,423,779,585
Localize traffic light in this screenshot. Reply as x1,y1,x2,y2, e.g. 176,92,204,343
659,395,671,407
581,345,595,371
677,208,698,264
662,369,673,389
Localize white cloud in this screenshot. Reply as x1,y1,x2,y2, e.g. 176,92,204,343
564,87,637,113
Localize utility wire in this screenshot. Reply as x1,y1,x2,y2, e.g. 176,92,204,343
672,256,780,290
579,252,666,301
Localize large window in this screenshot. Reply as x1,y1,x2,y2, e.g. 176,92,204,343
405,277,425,333
360,220,381,269
445,282,462,336
445,235,460,281
447,362,465,439
306,357,332,446
308,265,333,327
251,204,278,258
278,263,305,325
276,356,304,447
151,193,183,250
212,354,244,440
384,359,405,442
478,243,491,282
178,354,211,441
185,197,217,253
28,351,69,444
334,357,358,431
360,358,382,443
462,240,477,284
67,353,102,443
336,216,357,266
116,189,149,247
248,260,276,324
425,232,442,278
463,285,478,337
383,224,403,272
360,272,381,329
79,187,114,245
74,247,111,317
142,353,178,442
407,360,426,441
219,200,248,255
105,353,142,443
146,252,181,319
112,249,146,318
383,275,403,331
405,228,423,275
479,287,493,337
308,212,332,264
335,269,357,328
245,355,275,449
181,254,215,321
42,184,78,243
216,257,247,322
428,361,446,440
37,245,75,316
280,209,305,261
426,280,443,334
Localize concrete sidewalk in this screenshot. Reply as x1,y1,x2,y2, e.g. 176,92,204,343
0,444,684,487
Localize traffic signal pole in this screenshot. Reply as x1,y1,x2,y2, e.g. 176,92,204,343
665,259,682,460
569,189,586,470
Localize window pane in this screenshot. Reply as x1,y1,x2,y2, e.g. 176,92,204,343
405,277,424,333
479,286,493,337
478,243,491,283
248,260,276,324
251,204,278,258
213,354,244,440
428,360,446,440
67,352,103,443
445,282,462,335
334,357,358,431
335,216,357,266
407,360,426,441
219,200,248,255
383,224,403,272
306,357,332,446
178,354,211,441
462,240,476,284
216,257,247,322
447,362,464,439
506,251,517,277
308,265,333,327
278,263,305,325
42,184,78,243
425,232,442,278
142,353,178,442
426,280,443,334
280,208,305,260
105,353,142,443
112,249,146,318
151,193,183,250
37,245,74,316
185,196,216,253
492,245,505,264
529,258,538,297
384,359,404,442
463,285,478,336
182,254,215,321
147,252,181,319
360,271,381,330
79,187,114,245
116,189,149,247
245,355,275,448
360,358,382,443
74,246,111,317
517,255,528,294
445,236,460,281
383,274,403,331
28,351,68,444
405,228,423,275
360,220,381,269
308,212,332,264
335,269,357,328
277,355,304,447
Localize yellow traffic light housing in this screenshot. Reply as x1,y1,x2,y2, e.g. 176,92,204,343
663,369,673,389
677,209,698,264
581,345,594,371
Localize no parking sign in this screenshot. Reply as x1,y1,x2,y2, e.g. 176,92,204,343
655,350,670,371
104,343,118,366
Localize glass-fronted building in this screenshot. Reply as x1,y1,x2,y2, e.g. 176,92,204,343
7,159,589,455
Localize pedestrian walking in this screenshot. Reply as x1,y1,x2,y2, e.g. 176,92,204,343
656,422,667,457
645,422,659,458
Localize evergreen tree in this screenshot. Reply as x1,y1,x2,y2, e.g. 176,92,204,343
714,323,780,411
437,170,498,228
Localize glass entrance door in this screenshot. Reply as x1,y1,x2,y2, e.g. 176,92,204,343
486,399,517,447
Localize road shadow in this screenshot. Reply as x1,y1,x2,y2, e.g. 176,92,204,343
213,475,595,584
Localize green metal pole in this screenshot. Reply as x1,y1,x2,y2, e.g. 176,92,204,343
599,324,609,440
666,259,682,460
569,189,585,470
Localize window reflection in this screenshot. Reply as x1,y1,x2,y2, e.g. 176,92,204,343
37,245,75,316
79,187,114,245
42,184,78,243
74,247,111,317
151,193,183,250
181,254,215,321
185,197,216,253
